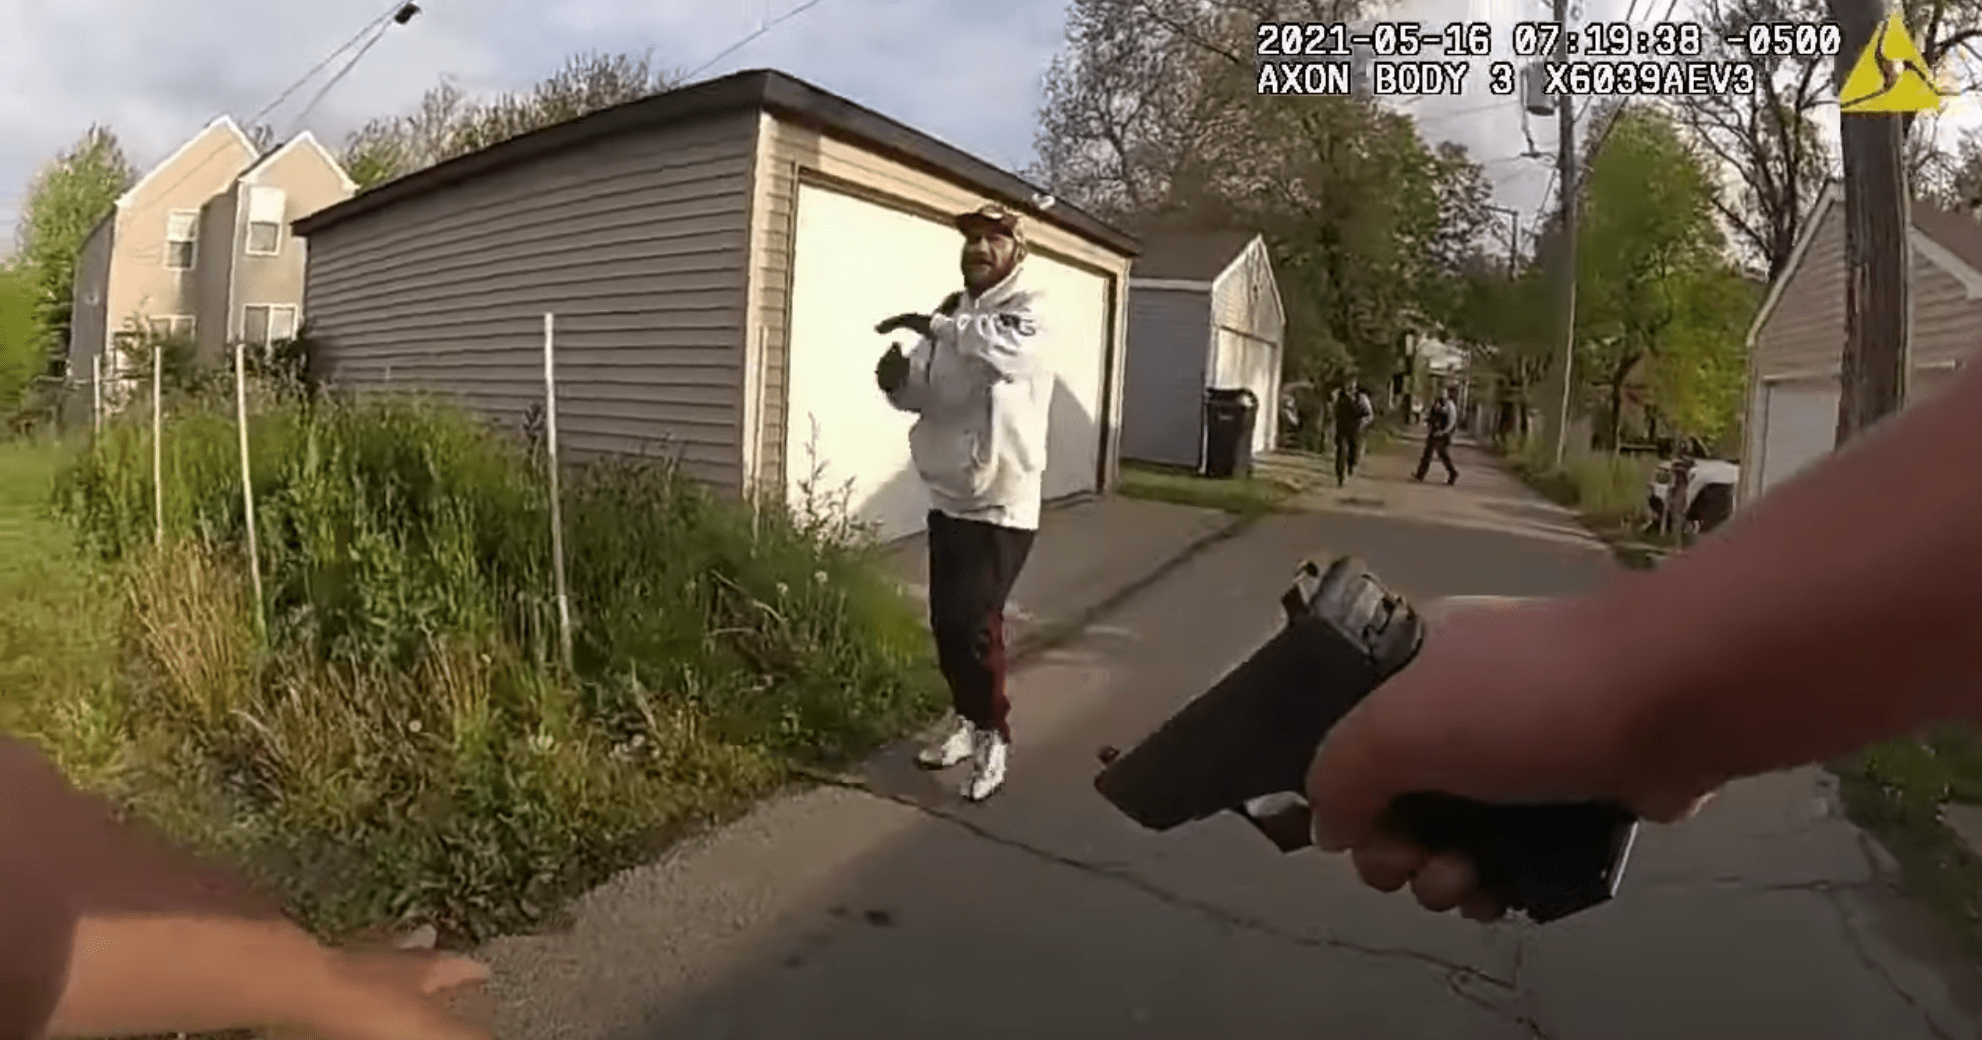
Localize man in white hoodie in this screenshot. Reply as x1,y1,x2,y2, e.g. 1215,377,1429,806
872,203,1053,802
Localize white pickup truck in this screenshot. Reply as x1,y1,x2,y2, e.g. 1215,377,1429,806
1646,456,1739,535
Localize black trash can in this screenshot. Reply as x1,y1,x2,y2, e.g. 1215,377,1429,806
1201,387,1259,479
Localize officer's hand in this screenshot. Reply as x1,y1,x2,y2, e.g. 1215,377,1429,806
1305,597,1719,922
937,292,964,316
875,313,933,338
875,344,909,393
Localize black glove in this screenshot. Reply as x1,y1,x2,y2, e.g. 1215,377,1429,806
875,344,909,393
875,313,934,338
937,291,964,316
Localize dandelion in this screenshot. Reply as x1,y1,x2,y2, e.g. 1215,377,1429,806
408,719,423,733
813,570,827,585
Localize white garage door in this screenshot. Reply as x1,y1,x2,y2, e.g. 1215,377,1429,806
784,183,1112,543
1211,329,1279,454
1756,380,1839,497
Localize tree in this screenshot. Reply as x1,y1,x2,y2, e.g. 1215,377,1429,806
1574,108,1741,449
1642,268,1758,451
1031,0,1490,398
341,51,682,190
1676,0,1981,279
1673,0,1834,280
0,262,41,408
13,125,135,378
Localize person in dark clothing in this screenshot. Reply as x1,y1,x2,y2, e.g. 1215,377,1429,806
1331,383,1374,485
1414,386,1459,484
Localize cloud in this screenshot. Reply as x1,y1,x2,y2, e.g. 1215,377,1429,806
0,0,1068,237
13,0,1886,254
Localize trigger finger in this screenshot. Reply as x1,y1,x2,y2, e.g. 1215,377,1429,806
1351,833,1426,893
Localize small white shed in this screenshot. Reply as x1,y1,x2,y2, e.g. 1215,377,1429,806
1738,184,1982,508
1119,231,1286,469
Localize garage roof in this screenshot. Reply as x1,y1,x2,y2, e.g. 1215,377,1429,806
1130,230,1260,282
1750,182,1982,343
294,68,1138,256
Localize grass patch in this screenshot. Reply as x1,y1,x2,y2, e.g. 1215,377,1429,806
1119,460,1300,517
1506,440,1654,529
7,390,943,944
0,436,127,785
1500,438,1662,569
1832,730,1982,960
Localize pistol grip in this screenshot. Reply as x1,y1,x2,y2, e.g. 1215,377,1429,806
1386,793,1637,923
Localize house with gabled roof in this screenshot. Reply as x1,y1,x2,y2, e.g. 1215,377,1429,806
66,115,357,409
1120,230,1285,469
1739,184,1982,507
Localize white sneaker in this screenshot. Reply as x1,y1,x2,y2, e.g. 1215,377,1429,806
964,729,1008,802
916,716,974,769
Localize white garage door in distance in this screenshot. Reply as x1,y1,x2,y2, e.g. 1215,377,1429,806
1757,380,1838,497
1212,329,1279,454
784,183,1110,542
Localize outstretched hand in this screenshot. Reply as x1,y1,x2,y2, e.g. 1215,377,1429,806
0,737,493,1040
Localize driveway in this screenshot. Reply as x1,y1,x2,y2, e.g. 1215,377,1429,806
462,437,1982,1039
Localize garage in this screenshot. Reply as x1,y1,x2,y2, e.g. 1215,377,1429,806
1120,231,1286,468
1738,182,1982,510
784,183,1112,541
290,69,1138,542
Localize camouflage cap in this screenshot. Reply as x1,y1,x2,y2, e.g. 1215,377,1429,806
955,203,1024,244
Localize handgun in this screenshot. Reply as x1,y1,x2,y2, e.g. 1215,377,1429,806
1093,556,1638,924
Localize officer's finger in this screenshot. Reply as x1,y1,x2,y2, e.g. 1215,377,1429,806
1409,852,1477,913
1349,832,1424,893
1306,704,1398,853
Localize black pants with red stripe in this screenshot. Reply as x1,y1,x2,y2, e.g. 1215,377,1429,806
926,510,1036,740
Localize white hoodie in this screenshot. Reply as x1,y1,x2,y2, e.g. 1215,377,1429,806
884,264,1053,531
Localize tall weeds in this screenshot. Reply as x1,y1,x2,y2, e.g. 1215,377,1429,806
47,392,939,940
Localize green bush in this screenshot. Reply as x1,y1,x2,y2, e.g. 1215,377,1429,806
1510,439,1654,530
40,392,941,940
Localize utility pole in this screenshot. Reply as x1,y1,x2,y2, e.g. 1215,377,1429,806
1830,0,1911,446
1537,0,1579,468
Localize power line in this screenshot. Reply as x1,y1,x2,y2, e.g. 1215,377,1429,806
132,2,418,208
248,0,410,131
286,19,398,139
681,0,829,83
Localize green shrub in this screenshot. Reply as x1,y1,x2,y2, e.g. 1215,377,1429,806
39,392,941,940
1510,439,1654,530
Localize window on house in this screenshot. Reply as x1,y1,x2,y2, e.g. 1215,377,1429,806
244,186,286,256
165,211,198,269
242,304,298,346
146,315,196,339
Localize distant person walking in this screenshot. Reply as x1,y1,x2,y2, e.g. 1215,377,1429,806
1414,386,1459,485
1332,382,1374,485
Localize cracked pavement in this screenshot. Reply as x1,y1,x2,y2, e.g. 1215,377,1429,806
456,441,1982,1039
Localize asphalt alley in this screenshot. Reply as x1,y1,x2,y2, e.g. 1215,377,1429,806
464,443,1982,1040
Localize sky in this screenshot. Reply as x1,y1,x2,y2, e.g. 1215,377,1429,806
0,0,1967,250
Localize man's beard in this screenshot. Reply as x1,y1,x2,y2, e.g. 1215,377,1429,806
962,252,1013,289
